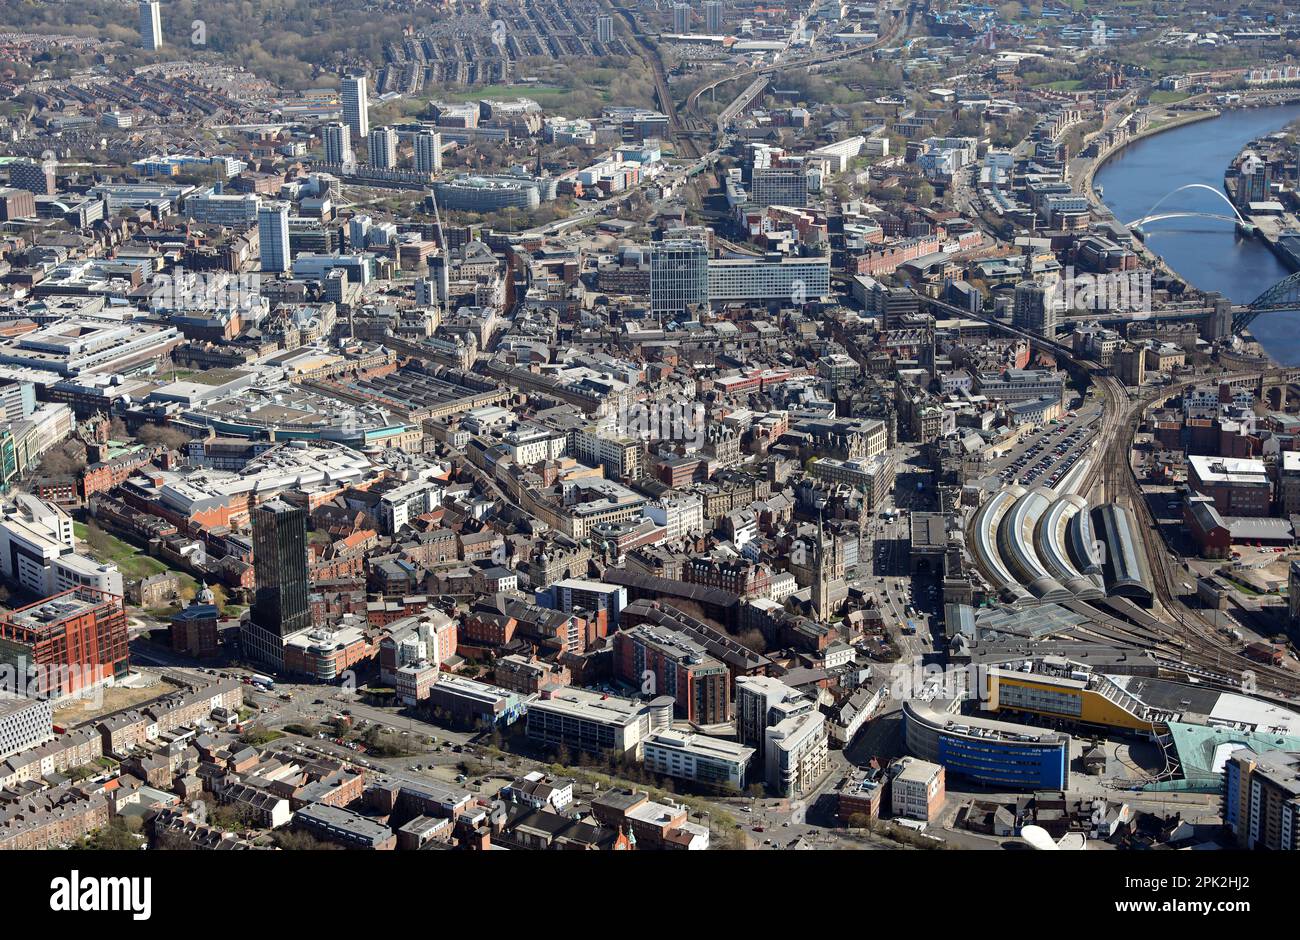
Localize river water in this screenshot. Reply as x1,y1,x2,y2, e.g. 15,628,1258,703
1093,104,1300,363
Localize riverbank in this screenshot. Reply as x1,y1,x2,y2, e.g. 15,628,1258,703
1078,108,1221,287
1092,100,1300,364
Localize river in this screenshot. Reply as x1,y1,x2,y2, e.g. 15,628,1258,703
1093,103,1300,364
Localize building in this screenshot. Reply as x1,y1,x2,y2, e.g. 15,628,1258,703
493,653,570,695
500,771,575,811
1290,561,1300,627
341,74,370,140
707,255,831,306
293,803,395,850
7,160,56,197
1224,748,1299,850
0,695,53,761
368,126,398,170
765,709,829,797
735,675,811,765
139,0,162,51
673,3,690,33
0,187,36,221
0,496,121,597
525,688,673,759
1188,455,1271,517
704,0,723,33
650,238,709,315
546,579,626,635
1012,280,1056,338
0,588,129,700
903,699,1070,790
427,673,523,729
750,167,808,208
614,624,731,724
170,592,220,660
414,131,442,173
244,500,310,668
642,730,754,790
322,122,354,165
596,14,614,43
889,756,946,823
1279,452,1300,517
258,203,291,273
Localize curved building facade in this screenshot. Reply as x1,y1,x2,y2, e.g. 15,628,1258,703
1035,493,1105,599
1090,503,1154,605
903,699,1070,790
998,486,1070,602
968,485,1150,606
969,485,1031,603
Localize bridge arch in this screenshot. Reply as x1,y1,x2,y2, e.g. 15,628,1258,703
1128,183,1248,228
1232,271,1300,333
1248,270,1300,310
1129,211,1244,228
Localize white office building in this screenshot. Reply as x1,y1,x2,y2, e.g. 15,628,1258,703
707,254,830,306
184,192,260,226
0,496,123,598
765,710,829,797
525,688,673,759
645,494,704,541
736,675,813,764
643,730,754,790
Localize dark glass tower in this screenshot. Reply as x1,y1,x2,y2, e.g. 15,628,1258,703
251,500,310,637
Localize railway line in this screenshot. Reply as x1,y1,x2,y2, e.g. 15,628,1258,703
682,6,909,132
1088,369,1300,697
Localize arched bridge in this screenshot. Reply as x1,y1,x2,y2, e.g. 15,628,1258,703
1235,270,1300,332
1127,183,1250,231
1130,210,1247,229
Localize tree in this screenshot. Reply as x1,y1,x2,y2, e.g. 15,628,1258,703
273,829,341,850
83,521,114,556
84,817,142,849
135,422,191,451
37,440,87,476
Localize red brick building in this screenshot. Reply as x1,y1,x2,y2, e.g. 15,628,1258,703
0,588,128,699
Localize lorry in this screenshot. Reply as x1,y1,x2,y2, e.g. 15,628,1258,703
251,673,275,690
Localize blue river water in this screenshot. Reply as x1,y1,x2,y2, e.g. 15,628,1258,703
1093,104,1300,363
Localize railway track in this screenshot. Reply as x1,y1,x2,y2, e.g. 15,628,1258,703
1089,370,1300,697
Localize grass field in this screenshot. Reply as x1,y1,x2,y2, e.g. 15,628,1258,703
1047,79,1085,92
74,521,198,593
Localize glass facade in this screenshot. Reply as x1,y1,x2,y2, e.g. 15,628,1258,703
251,500,310,637
650,239,709,314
